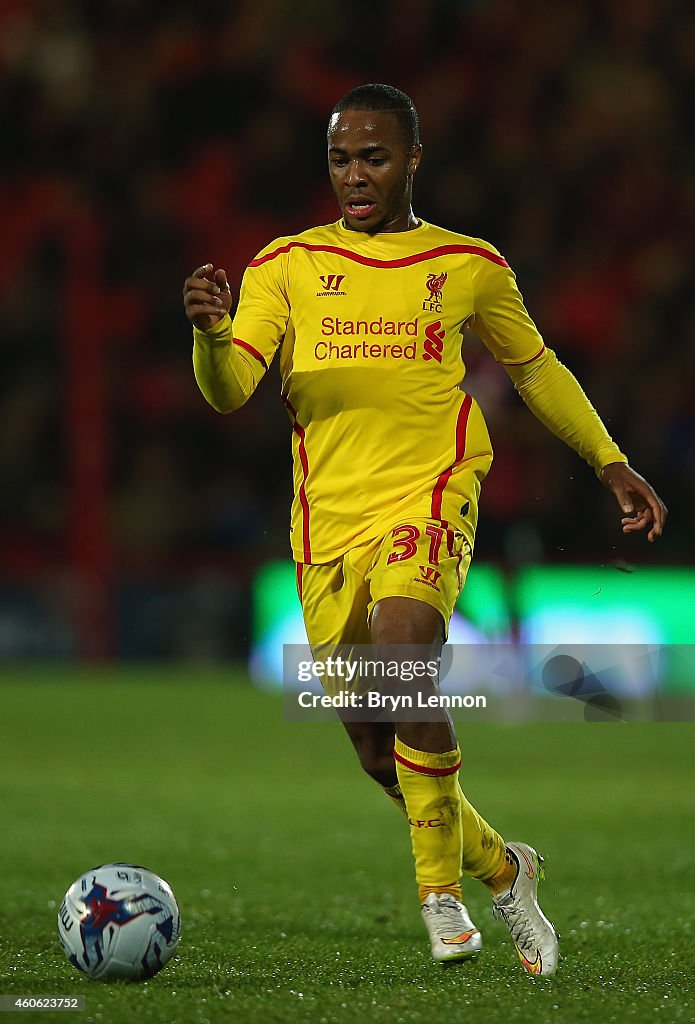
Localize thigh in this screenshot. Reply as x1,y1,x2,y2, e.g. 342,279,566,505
366,518,471,640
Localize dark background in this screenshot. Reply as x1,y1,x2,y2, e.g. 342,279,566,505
1,0,692,659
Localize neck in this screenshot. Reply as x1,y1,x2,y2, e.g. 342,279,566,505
381,199,418,233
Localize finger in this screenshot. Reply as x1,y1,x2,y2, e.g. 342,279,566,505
186,304,226,319
648,501,668,541
621,507,651,525
620,483,665,536
637,489,665,538
192,264,213,278
185,288,224,306
187,298,225,312
214,268,230,292
620,506,648,529
614,488,635,515
652,498,667,535
185,301,224,317
607,478,635,515
183,277,221,297
620,507,665,542
621,518,649,530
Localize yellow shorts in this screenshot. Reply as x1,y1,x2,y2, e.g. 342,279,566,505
297,517,472,649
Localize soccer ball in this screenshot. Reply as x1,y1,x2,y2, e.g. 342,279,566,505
57,863,181,981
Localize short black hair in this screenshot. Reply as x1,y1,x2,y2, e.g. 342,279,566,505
330,84,420,149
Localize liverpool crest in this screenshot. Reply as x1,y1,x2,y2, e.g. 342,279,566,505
422,271,448,312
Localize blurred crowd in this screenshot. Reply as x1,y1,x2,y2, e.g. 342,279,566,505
1,0,693,655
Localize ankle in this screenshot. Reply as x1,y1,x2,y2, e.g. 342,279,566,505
482,849,518,895
419,883,462,903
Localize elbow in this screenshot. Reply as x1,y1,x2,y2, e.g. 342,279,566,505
194,369,251,413
206,389,249,414
207,397,243,415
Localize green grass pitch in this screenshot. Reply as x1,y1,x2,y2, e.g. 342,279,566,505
0,666,693,1024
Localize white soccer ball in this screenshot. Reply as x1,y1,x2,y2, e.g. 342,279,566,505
57,863,181,981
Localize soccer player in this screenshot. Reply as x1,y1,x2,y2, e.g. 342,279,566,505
183,84,667,976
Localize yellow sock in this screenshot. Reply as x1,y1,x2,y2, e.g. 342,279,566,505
481,847,518,894
457,781,507,881
380,783,464,900
380,781,408,817
394,738,463,895
418,882,462,902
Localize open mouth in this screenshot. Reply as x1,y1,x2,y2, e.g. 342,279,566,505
345,200,377,219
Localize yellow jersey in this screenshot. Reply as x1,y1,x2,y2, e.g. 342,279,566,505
193,219,626,563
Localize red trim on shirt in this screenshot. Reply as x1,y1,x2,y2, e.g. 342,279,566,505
394,748,462,776
431,393,473,520
233,337,268,369
248,242,509,270
282,395,311,562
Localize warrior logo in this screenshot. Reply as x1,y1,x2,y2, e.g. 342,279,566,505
418,566,442,586
317,274,347,296
422,271,448,312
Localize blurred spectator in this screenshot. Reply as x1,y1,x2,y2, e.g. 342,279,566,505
1,0,692,655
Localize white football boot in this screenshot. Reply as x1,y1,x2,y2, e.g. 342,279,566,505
421,892,482,963
492,841,559,976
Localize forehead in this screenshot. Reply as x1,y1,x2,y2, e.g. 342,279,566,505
327,109,404,151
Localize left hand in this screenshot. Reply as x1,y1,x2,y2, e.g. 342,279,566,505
600,462,668,543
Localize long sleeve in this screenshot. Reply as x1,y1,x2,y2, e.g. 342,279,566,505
504,347,627,475
193,314,266,413
192,237,291,413
469,245,627,476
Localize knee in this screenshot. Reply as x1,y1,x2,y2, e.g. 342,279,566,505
361,759,397,789
352,736,396,787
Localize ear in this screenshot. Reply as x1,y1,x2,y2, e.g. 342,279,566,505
408,144,423,176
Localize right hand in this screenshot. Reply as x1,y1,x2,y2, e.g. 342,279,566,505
183,264,233,331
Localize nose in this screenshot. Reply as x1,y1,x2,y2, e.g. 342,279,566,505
344,159,367,187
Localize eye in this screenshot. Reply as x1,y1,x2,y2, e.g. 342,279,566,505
330,157,348,167
367,158,386,166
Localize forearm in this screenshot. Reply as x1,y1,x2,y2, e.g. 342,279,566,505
192,314,262,413
505,347,627,476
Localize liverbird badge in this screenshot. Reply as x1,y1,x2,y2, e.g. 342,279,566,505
423,271,448,311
